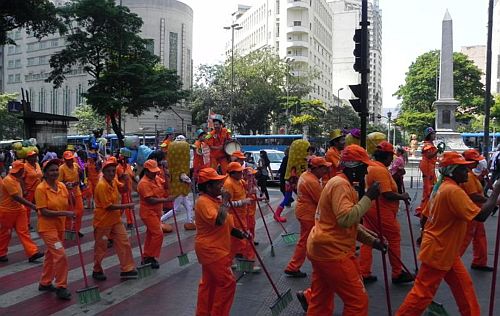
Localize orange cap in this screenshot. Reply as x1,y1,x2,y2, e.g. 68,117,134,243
26,150,37,157
245,167,257,175
42,159,61,170
227,161,245,173
231,150,246,159
63,151,74,160
102,156,118,169
439,152,474,168
462,149,484,162
10,160,25,173
309,156,332,168
144,159,160,173
198,168,227,184
376,141,394,153
341,144,377,166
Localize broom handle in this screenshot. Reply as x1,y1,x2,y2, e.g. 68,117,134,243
229,202,281,297
401,183,418,272
264,200,289,234
255,195,273,246
129,193,144,259
172,206,184,254
488,207,500,316
74,220,89,288
375,198,393,316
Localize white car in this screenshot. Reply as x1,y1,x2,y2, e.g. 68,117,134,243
245,150,285,182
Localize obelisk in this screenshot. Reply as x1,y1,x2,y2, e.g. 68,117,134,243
433,10,468,150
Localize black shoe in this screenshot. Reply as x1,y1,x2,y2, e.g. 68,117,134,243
38,283,56,292
296,291,308,312
0,255,8,262
392,271,414,284
92,271,107,281
253,240,259,246
120,270,138,279
142,257,160,269
28,252,44,262
471,264,495,272
107,239,113,249
126,224,134,230
78,232,84,238
55,287,72,300
284,270,307,278
363,275,378,284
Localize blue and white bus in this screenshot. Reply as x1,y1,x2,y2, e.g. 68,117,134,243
461,132,500,152
233,134,303,151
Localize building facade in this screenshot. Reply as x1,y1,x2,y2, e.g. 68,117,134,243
491,0,500,93
328,0,382,123
461,45,486,85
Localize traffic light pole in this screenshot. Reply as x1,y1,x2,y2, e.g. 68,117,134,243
360,0,369,148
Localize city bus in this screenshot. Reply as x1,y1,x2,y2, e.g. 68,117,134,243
461,132,500,152
67,134,157,153
233,134,303,151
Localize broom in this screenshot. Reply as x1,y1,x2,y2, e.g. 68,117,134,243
402,183,418,272
129,196,153,278
75,225,100,305
263,200,297,245
375,198,393,316
488,201,500,316
171,208,189,266
228,202,293,315
255,198,275,257
64,192,77,241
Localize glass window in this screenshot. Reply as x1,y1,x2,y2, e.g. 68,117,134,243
169,32,178,71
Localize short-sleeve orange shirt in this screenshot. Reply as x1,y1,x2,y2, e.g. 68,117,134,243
93,177,121,228
58,163,82,196
23,162,42,193
0,175,23,213
206,129,231,159
35,181,69,232
117,163,134,192
366,161,399,214
307,173,360,261
296,170,322,222
419,141,438,177
86,159,100,184
137,175,165,217
460,171,484,207
325,147,341,179
223,176,247,217
419,178,480,270
194,194,234,265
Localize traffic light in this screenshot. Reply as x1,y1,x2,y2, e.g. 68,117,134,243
353,28,366,73
349,84,366,113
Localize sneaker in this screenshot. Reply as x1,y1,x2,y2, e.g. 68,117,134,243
184,222,196,231
284,270,307,278
253,240,259,246
363,275,378,284
0,255,8,262
471,264,494,272
296,291,308,312
38,283,56,292
28,252,44,262
251,266,261,274
142,257,160,269
92,271,107,281
392,271,414,284
55,287,72,300
120,270,138,279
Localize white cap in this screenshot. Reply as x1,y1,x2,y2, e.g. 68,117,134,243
175,135,186,141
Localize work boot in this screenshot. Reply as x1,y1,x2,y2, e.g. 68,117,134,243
28,252,44,262
142,257,160,269
363,275,378,284
56,287,72,300
38,283,56,292
184,222,196,231
284,270,307,278
92,271,107,281
273,206,287,222
126,223,134,230
471,264,494,272
392,271,414,284
0,255,8,262
296,291,308,312
120,270,138,279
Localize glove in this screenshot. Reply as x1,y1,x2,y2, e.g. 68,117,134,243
436,142,446,154
230,228,246,239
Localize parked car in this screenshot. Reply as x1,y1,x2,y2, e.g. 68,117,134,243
245,150,285,182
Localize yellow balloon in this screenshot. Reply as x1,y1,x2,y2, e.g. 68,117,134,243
285,139,310,180
366,132,387,155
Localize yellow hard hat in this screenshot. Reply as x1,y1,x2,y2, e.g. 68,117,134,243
329,129,343,140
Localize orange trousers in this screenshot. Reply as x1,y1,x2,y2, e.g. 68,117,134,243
24,190,36,226
247,214,256,240
210,156,229,174
39,230,68,288
93,223,135,273
0,211,38,257
196,255,236,316
286,219,314,272
121,193,133,225
65,194,83,233
140,210,163,259
307,256,368,316
230,210,254,260
460,221,488,266
416,174,435,216
359,211,402,278
396,259,480,316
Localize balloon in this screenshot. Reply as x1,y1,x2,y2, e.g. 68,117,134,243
137,145,153,166
285,139,310,180
366,132,387,155
124,136,140,150
168,141,191,196
345,133,361,146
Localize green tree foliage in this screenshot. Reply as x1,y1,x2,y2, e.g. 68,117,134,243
72,104,105,135
0,93,24,139
0,0,65,45
393,110,435,139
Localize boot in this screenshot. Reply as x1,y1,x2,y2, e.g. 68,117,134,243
273,206,287,222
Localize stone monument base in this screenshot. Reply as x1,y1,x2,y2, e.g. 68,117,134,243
436,130,469,152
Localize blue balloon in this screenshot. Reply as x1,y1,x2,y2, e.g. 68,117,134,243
137,145,153,166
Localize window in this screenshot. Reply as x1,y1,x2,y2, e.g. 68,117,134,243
293,21,302,26
39,41,47,49
7,74,14,83
51,39,58,47
169,32,178,71
8,60,14,68
28,57,36,66
39,87,46,112
145,39,154,54
8,46,14,54
27,43,36,52
15,59,21,68
39,56,47,65
63,86,70,115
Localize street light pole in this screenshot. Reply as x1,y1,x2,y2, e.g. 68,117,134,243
224,23,242,131
285,57,294,134
337,87,344,125
387,111,392,142
168,106,184,136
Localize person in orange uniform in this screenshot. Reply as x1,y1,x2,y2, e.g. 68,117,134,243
23,150,43,227
195,168,247,316
359,141,414,284
284,156,331,279
59,151,84,237
206,116,232,174
36,159,75,300
160,127,175,153
415,127,440,217
459,149,493,271
298,145,384,315
91,157,138,281
85,148,101,209
117,155,136,229
193,129,210,184
243,167,259,245
0,160,43,262
396,152,500,316
137,159,176,269
325,129,345,180
230,150,246,165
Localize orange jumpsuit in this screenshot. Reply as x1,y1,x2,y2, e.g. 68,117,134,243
85,158,100,207
396,178,481,316
360,161,403,278
193,140,210,182
325,147,341,180
22,162,42,224
93,177,135,274
161,139,172,154
244,175,258,239
35,181,70,289
285,170,321,273
138,175,165,259
206,129,231,174
416,141,437,216
58,163,84,233
117,163,134,226
0,175,39,258
305,174,373,315
459,170,488,266
194,193,236,316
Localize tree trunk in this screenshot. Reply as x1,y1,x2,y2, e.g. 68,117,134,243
110,115,125,148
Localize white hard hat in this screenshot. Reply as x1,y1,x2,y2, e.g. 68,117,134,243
175,135,186,141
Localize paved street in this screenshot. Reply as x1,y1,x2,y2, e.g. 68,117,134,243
0,179,499,315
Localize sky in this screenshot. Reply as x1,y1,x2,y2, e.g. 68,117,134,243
182,0,489,109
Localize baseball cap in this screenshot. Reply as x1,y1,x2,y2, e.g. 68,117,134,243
231,150,246,159
341,145,377,167
376,141,394,153
462,149,484,162
309,156,332,168
227,162,245,173
329,129,343,140
198,168,227,184
63,151,74,160
102,156,118,169
26,150,38,157
439,152,474,168
144,159,161,173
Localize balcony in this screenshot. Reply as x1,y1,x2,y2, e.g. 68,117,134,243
287,25,309,34
287,0,309,10
287,55,308,63
286,40,309,49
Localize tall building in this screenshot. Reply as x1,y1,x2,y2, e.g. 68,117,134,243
461,45,486,85
231,0,334,108
0,0,193,136
328,0,382,123
491,0,500,93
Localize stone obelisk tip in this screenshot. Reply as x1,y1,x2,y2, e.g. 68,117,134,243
443,9,452,21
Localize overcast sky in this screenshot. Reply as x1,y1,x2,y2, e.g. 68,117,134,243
182,0,489,109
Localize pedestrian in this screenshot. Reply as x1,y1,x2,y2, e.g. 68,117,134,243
415,127,439,217
488,144,500,183
284,156,330,278
359,141,414,284
390,145,406,193
192,129,210,185
257,150,272,200
84,146,102,209
0,160,43,263
230,150,246,165
160,127,175,154
325,129,345,180
298,144,384,315
137,159,176,269
245,152,256,170
206,115,232,174
59,150,84,237
243,167,259,245
22,150,43,228
91,156,138,281
117,154,136,229
36,159,74,300
396,152,500,316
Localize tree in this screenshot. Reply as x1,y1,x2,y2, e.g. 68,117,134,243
72,104,105,135
0,0,65,45
0,93,24,139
